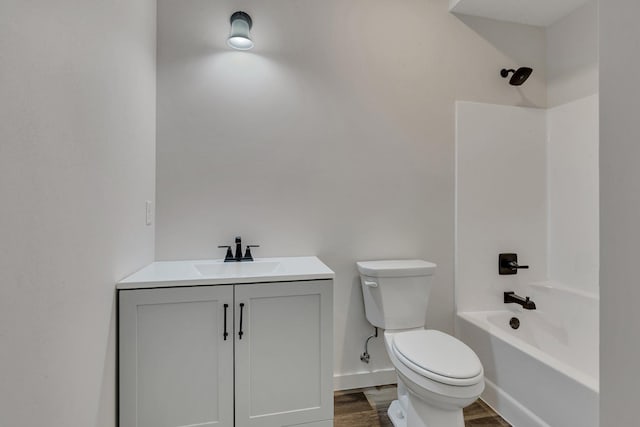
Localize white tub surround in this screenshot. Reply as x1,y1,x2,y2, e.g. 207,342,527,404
118,257,334,427
455,95,600,304
547,95,599,294
455,101,548,313
457,284,598,427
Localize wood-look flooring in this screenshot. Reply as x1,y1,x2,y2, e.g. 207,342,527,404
334,385,510,427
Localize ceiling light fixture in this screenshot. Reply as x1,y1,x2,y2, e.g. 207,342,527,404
227,11,254,51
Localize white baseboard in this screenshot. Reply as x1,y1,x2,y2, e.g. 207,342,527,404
333,369,397,391
481,378,550,427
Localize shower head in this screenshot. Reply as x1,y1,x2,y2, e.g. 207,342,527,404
500,67,533,86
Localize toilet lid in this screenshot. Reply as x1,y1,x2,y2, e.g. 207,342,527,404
392,330,483,381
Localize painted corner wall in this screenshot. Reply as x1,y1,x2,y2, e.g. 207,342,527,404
546,1,599,295
546,0,599,107
0,1,156,426
600,1,640,426
455,102,548,313
155,0,547,386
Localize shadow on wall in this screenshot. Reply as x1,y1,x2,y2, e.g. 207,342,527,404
96,292,118,426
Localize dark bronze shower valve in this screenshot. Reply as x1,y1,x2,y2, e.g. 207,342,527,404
499,253,529,275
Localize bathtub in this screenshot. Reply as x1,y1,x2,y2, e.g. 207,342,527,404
456,283,599,427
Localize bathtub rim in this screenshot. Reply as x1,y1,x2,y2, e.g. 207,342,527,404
456,310,599,393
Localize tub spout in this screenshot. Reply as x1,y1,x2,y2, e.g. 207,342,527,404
504,292,536,310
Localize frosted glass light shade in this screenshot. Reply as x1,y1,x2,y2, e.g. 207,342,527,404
228,11,254,50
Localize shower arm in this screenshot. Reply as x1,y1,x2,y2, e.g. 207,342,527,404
501,69,516,77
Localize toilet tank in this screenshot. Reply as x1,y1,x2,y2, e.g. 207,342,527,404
357,260,437,330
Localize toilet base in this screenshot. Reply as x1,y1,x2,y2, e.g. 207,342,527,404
388,400,407,427
387,395,465,427
405,394,465,427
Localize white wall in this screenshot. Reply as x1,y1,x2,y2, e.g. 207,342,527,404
0,1,156,426
600,1,640,425
545,1,599,295
155,0,547,385
547,95,599,294
546,0,599,107
455,102,548,312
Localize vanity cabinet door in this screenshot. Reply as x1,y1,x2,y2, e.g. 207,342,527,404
234,280,333,427
119,286,234,427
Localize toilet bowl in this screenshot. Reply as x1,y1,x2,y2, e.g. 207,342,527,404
357,260,484,427
385,329,484,427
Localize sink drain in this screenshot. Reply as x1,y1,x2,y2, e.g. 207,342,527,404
509,317,520,330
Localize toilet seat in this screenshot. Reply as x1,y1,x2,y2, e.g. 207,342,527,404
391,330,483,387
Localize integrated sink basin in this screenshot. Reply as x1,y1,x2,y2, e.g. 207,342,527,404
116,256,335,289
195,261,282,277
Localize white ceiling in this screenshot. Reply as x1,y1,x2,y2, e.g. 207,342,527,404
449,0,592,27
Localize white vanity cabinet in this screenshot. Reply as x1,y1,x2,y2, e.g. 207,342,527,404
234,281,333,427
118,261,333,427
119,285,235,427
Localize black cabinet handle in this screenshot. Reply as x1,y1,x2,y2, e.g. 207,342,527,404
223,303,229,341
239,303,245,340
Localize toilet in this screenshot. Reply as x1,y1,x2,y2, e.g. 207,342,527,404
357,260,484,427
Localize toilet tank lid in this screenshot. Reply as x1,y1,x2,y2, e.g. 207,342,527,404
357,260,436,277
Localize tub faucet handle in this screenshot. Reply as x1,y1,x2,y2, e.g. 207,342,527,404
508,261,529,269
499,253,529,275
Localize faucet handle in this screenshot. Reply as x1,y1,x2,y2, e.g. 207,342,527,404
509,261,529,269
218,245,234,262
242,245,260,261
499,253,529,275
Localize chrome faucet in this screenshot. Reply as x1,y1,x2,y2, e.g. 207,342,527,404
504,292,536,310
218,236,259,262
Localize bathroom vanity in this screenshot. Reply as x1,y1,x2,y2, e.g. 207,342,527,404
117,257,334,427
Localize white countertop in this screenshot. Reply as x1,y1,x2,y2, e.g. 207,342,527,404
117,256,335,289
